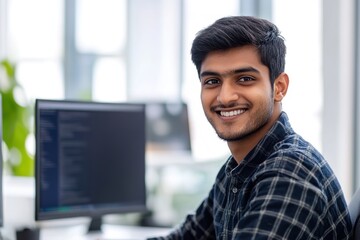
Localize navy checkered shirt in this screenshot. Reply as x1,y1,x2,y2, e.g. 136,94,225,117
149,112,352,239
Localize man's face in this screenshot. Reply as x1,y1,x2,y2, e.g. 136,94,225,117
200,45,276,142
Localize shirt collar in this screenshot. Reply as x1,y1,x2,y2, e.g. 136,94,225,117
225,111,294,180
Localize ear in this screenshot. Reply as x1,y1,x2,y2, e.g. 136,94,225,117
273,73,289,102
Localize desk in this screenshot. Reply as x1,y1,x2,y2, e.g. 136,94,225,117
3,176,172,240
40,224,172,240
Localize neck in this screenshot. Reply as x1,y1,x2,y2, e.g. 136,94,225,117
229,107,282,164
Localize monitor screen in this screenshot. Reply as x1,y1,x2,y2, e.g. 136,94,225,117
35,99,147,231
146,102,191,153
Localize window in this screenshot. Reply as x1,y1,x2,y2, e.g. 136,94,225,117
73,0,127,102
7,0,64,100
2,0,127,102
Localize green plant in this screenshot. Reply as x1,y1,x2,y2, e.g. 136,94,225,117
0,59,33,176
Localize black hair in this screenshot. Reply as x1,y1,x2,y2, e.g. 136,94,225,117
191,16,286,85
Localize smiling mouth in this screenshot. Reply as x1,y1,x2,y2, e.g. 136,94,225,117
219,109,246,117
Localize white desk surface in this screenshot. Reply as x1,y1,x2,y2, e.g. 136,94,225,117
3,176,173,240
39,224,172,240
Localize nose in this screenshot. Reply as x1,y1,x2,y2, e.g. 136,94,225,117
217,81,239,105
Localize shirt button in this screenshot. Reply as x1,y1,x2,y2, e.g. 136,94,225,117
232,187,238,193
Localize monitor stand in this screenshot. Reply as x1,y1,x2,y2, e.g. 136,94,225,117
88,216,103,233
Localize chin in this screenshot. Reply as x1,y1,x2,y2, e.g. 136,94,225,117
216,126,259,142
217,132,244,142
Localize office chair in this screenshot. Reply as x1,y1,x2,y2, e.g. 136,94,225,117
348,187,360,239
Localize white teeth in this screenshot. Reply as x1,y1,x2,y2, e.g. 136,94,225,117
220,109,245,117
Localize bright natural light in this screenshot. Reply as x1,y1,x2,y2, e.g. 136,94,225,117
273,0,322,151
92,58,127,102
8,0,63,59
76,0,127,54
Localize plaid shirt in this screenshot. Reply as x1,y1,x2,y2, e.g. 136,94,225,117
150,112,352,240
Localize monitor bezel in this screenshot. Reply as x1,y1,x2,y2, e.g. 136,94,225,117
35,99,147,221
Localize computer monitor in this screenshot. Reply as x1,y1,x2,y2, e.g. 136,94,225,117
145,102,191,153
35,99,147,232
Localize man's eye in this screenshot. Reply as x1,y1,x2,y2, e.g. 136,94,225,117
204,79,220,85
238,76,254,82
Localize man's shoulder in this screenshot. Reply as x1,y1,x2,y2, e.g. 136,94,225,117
272,132,326,168
254,133,336,185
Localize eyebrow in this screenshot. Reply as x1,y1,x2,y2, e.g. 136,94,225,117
200,67,260,79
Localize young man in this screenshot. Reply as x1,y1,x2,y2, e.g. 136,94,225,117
151,16,352,239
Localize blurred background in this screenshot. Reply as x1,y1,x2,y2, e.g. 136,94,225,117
0,0,359,229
